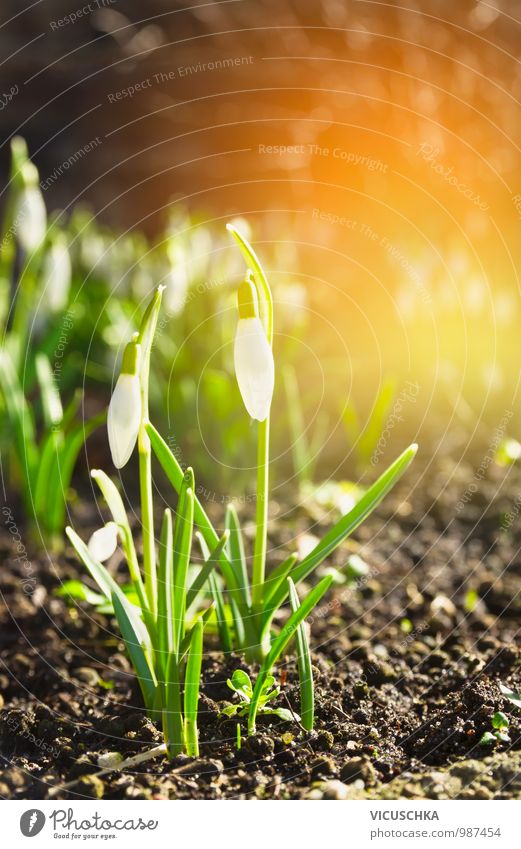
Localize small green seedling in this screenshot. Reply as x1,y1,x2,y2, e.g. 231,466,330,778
221,669,296,724
479,711,510,746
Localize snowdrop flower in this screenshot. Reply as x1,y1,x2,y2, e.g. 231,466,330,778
88,522,118,562
41,235,71,313
234,278,274,422
107,340,142,468
14,181,46,253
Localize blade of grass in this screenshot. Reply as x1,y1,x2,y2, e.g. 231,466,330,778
248,575,333,734
184,619,203,757
288,579,314,731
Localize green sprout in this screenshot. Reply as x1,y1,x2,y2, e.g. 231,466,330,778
221,669,296,724
479,711,510,746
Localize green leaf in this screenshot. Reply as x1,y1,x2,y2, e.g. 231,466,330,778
289,579,314,731
35,352,63,427
499,683,521,708
157,509,174,670
268,444,417,612
145,421,247,621
228,669,252,700
220,704,239,718
225,504,251,608
90,469,146,610
184,619,203,757
164,651,184,758
248,575,332,735
492,711,509,730
0,348,38,493
111,591,157,710
48,411,105,534
186,529,229,611
55,579,105,606
261,707,296,723
65,526,151,654
172,468,195,652
479,732,496,746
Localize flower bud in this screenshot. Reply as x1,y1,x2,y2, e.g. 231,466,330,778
88,522,118,562
234,279,274,421
107,341,141,468
14,183,46,253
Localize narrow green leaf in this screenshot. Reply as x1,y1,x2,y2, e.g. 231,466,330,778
48,411,105,533
112,591,156,710
248,575,332,735
158,509,174,672
90,469,147,611
35,352,63,427
65,526,151,654
187,529,230,611
262,553,299,610
225,504,251,608
269,444,417,612
146,421,249,622
0,348,38,492
197,531,233,653
289,579,314,731
164,651,184,758
172,468,195,652
184,619,203,757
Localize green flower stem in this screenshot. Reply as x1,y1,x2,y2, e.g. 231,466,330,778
139,428,157,620
252,414,270,610
136,287,165,622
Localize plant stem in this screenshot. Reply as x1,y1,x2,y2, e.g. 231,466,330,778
139,426,157,620
252,414,270,610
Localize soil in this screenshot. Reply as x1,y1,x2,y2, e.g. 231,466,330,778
0,446,520,800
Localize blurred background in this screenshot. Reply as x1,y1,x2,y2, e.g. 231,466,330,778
1,0,520,506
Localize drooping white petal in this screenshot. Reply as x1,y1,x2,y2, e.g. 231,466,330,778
14,186,47,253
88,522,118,562
41,240,71,313
234,317,275,421
107,373,141,468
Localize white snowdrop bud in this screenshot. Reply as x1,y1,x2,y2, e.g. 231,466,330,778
234,279,274,422
13,161,46,253
88,522,118,562
107,341,141,469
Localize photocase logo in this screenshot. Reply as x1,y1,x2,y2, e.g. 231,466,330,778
20,810,46,837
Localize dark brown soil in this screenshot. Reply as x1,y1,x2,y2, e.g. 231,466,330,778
0,447,520,800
